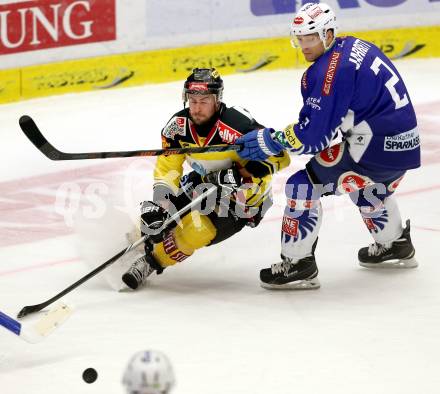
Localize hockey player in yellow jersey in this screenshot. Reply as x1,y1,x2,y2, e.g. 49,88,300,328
122,68,290,290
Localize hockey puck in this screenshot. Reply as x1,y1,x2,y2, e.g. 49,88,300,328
82,367,98,384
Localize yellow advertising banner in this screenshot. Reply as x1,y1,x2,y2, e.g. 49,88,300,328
1,25,439,105
0,69,22,103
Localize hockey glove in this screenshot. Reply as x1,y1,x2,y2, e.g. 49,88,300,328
140,201,171,243
202,166,242,196
236,128,284,161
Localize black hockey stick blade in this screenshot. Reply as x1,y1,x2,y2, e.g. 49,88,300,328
17,247,127,318
19,115,241,160
19,115,64,160
17,186,217,318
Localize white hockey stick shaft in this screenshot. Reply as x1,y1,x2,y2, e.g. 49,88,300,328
0,303,72,344
17,186,218,318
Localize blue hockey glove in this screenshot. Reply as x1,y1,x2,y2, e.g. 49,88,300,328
236,128,284,161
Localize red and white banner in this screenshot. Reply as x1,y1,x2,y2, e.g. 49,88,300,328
0,0,116,55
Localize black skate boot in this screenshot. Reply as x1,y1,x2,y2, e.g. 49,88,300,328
260,256,320,290
358,220,417,269
122,254,164,290
260,240,320,290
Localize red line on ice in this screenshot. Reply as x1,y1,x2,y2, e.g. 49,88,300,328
0,257,79,277
0,101,439,248
1,184,439,277
0,159,153,247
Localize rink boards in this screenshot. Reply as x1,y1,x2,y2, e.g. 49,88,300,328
1,25,439,105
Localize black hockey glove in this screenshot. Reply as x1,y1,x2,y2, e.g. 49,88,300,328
140,201,171,243
202,167,242,196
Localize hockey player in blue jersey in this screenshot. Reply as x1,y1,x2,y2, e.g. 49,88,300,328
236,2,421,290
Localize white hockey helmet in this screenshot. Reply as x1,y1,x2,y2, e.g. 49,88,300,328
122,350,176,394
290,2,338,49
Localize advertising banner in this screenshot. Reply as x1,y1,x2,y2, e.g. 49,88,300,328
1,0,439,70
0,0,116,55
145,0,440,48
9,25,438,104
251,0,440,16
0,0,439,104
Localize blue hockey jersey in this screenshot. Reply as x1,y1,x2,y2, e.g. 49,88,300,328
285,36,420,171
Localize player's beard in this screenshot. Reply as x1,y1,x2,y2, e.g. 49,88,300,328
190,111,210,125
190,107,219,126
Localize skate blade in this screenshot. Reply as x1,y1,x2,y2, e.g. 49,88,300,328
359,256,418,269
261,277,320,290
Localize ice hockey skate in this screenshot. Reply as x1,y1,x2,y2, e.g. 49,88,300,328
122,255,161,290
260,254,320,290
358,220,418,269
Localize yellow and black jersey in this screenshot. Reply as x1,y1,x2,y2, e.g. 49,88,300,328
154,103,290,208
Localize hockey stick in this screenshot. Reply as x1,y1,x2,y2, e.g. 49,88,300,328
1,303,72,343
19,115,241,160
17,186,217,318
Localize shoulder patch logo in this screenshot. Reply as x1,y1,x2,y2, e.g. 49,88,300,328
322,51,341,96
218,122,242,144
162,116,186,140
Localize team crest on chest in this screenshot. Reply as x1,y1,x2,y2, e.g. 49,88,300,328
162,116,186,140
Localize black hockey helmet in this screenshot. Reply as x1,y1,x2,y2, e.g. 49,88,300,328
183,68,224,103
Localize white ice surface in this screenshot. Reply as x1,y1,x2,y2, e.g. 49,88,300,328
0,59,440,394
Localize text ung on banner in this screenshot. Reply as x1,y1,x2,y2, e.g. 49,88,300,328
0,0,116,55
